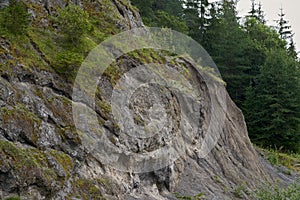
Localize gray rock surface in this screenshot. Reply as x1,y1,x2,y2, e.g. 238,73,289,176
0,0,298,200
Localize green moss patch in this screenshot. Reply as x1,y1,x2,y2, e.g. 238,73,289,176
47,149,74,176
72,178,107,200
1,104,41,146
0,140,58,186
127,49,167,64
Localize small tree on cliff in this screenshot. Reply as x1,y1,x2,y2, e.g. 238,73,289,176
57,4,91,43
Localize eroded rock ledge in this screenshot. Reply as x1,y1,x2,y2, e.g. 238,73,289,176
0,0,296,199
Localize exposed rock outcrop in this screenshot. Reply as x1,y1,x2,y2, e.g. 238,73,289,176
0,0,297,199
0,0,9,9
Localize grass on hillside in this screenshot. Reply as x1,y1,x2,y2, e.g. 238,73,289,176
252,147,300,199
259,147,300,175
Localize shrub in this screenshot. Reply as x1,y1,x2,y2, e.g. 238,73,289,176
57,4,91,42
233,183,246,198
53,50,83,79
0,0,30,35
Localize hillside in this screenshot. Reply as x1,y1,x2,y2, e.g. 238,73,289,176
0,0,299,199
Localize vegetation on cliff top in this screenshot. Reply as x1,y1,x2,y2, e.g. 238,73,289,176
0,0,120,81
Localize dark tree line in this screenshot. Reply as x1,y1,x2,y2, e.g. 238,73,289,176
132,0,300,152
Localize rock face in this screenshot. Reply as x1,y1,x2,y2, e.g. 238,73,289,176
0,0,294,200
0,0,9,9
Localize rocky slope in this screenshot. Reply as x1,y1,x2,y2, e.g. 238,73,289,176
0,0,297,199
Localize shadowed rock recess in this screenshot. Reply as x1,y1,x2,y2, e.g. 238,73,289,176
0,0,295,199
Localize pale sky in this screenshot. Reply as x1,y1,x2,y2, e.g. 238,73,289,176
236,0,300,53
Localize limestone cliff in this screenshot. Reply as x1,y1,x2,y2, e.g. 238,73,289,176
0,0,296,199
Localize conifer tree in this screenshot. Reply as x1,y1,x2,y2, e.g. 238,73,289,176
276,7,293,41
248,0,257,19
205,0,249,106
247,0,265,24
287,38,298,59
131,0,188,33
183,0,202,42
275,7,297,57
257,2,266,24
199,0,209,43
244,49,300,152
183,0,210,43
